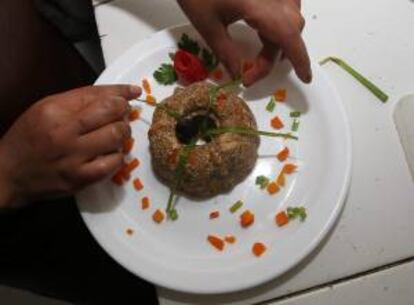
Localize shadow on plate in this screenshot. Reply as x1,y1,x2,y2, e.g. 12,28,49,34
77,181,126,213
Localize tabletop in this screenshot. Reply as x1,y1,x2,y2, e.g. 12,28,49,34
93,0,414,304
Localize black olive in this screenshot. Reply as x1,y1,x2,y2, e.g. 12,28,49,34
175,115,217,144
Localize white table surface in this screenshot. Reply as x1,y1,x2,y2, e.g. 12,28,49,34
93,0,414,304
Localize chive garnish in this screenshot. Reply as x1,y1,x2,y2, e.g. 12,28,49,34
319,56,389,103
229,200,243,213
266,96,276,112
291,119,300,132
205,127,298,140
290,111,301,118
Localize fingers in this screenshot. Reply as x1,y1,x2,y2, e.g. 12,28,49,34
242,38,278,86
75,96,129,135
78,121,131,158
273,25,311,83
56,85,141,112
76,84,142,101
200,23,242,78
78,153,125,184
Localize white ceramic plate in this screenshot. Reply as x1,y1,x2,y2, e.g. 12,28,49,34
76,24,352,294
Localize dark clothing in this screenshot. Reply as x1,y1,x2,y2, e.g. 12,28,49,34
0,1,158,304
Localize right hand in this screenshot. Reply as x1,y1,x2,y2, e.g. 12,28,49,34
0,85,141,208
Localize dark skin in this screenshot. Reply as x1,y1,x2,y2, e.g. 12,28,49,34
0,0,311,208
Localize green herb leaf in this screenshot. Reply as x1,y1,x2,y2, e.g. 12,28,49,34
229,200,244,213
290,111,301,118
169,208,179,221
202,48,219,71
178,33,200,55
266,96,276,112
153,63,177,85
205,127,298,140
319,56,389,103
255,176,270,189
291,119,300,132
287,206,307,221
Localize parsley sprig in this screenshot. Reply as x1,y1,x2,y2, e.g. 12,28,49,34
153,64,177,85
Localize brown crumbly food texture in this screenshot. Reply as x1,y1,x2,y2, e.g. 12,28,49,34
148,81,259,198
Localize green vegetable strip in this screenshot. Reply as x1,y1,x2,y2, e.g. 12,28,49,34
290,111,301,118
319,56,389,103
266,97,276,112
166,141,197,219
229,200,243,213
206,127,298,140
291,119,300,132
255,175,270,189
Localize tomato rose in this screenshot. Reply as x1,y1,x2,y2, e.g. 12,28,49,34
173,50,208,85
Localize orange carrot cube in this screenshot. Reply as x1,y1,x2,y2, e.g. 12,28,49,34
267,182,280,194
133,178,144,191
275,211,289,227
209,211,220,219
152,209,165,223
146,95,157,106
276,147,290,162
240,210,255,228
283,163,297,174
128,109,140,121
122,138,134,154
207,235,225,251
224,235,236,244
274,89,287,102
271,116,284,130
252,242,267,257
142,78,151,95
141,197,150,210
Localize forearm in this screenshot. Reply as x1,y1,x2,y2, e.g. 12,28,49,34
0,141,17,208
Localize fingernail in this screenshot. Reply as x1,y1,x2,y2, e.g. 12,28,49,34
129,85,142,96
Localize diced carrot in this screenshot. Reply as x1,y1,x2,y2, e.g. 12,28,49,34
152,209,165,223
207,235,225,251
242,60,254,73
271,116,284,130
283,163,297,174
273,89,287,102
224,235,236,244
240,210,255,228
126,228,134,236
123,138,134,154
122,158,140,180
276,147,290,162
128,109,140,121
275,211,289,227
141,197,150,210
212,68,223,81
142,78,152,95
111,170,125,186
276,171,286,187
252,242,267,257
146,95,157,106
209,211,220,219
133,178,144,191
267,181,280,194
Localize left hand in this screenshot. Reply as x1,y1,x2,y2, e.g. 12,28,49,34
178,0,311,86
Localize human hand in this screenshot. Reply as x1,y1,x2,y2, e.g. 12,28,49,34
178,0,311,86
0,85,141,208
